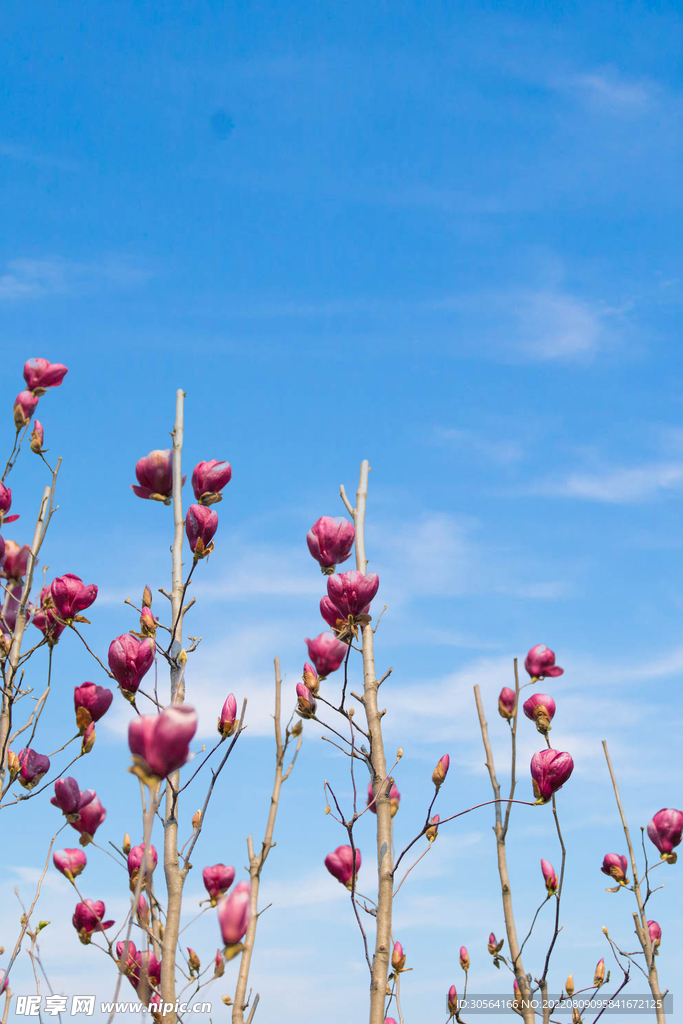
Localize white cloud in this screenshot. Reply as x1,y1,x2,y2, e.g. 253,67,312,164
513,290,605,360
541,461,683,503
570,72,654,113
434,427,524,465
0,257,153,301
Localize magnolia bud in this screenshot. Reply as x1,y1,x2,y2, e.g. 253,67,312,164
142,585,153,608
30,420,45,454
290,719,303,737
432,754,450,788
565,974,574,997
572,1008,582,1024
221,996,233,1006
425,814,439,843
192,809,202,830
81,722,96,754
647,920,662,950
302,662,319,695
391,941,406,972
593,958,605,987
214,949,225,978
459,946,470,971
123,834,131,855
188,947,201,973
487,932,504,955
296,682,316,719
447,985,458,1015
498,687,516,720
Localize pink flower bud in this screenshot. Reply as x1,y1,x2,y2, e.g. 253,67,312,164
366,780,401,816
391,941,406,972
541,858,559,895
385,1019,398,1024
218,694,238,738
448,985,458,1014
32,605,65,645
108,635,155,694
140,950,161,987
74,682,113,733
131,449,177,502
523,693,556,734
498,687,516,720
601,853,629,885
116,940,141,985
487,932,504,954
326,570,379,619
594,957,605,986
68,795,107,845
432,754,450,788
30,420,45,454
530,749,574,804
186,503,218,558
459,946,470,971
647,808,683,862
51,777,95,819
214,948,225,978
14,390,39,428
647,920,661,949
128,705,198,781
72,900,114,944
50,573,97,622
139,606,157,637
191,460,232,504
2,540,31,579
23,358,68,393
217,880,251,947
325,845,361,889
53,848,87,882
304,632,347,678
307,516,355,573
302,662,319,695
425,813,440,843
137,895,149,924
81,722,96,755
0,482,19,525
17,747,50,789
203,864,236,904
127,843,158,891
296,682,316,719
524,644,564,680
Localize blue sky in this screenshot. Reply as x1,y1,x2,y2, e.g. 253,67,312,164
1,0,683,1020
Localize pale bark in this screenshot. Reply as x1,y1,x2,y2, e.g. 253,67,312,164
161,389,186,1023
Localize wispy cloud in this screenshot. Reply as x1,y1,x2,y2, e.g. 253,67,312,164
539,461,683,503
512,290,607,361
0,140,81,172
0,257,154,301
568,71,655,114
434,427,524,465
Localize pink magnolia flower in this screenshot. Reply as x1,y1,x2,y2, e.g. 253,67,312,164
139,949,161,987
2,540,31,579
192,460,232,504
647,920,661,949
305,631,348,678
0,482,19,525
51,573,98,622
307,516,355,573
53,848,87,882
530,749,574,804
185,503,218,557
203,864,236,904
386,1019,398,1024
131,449,185,503
74,682,113,732
601,853,629,885
116,941,142,985
541,858,559,895
448,986,458,1014
524,644,564,680
523,693,556,734
128,705,198,781
326,570,379,619
217,881,251,947
73,900,114,944
218,693,238,738
30,420,45,454
23,358,69,393
647,808,683,862
366,780,401,817
51,778,95,819
296,681,316,718
17,747,50,789
127,843,158,890
320,595,348,630
108,634,155,694
432,754,450,788
14,390,39,428
498,687,516,720
459,946,470,971
325,845,361,889
68,795,107,845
